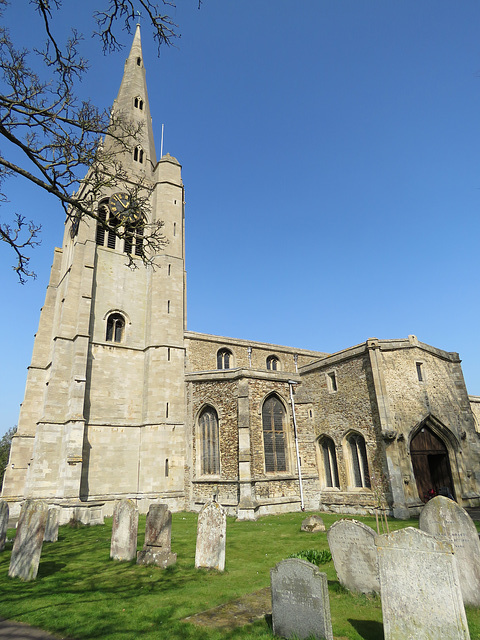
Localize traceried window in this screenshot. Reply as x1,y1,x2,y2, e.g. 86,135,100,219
262,395,287,473
347,433,370,488
106,313,125,343
319,436,340,488
199,407,220,475
266,355,279,371
217,349,232,370
134,96,144,110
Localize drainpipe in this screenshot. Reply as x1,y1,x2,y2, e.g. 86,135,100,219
289,380,305,511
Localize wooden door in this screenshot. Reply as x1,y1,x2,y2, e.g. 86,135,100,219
410,426,455,503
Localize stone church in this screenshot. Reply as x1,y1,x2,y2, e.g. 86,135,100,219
3,27,480,522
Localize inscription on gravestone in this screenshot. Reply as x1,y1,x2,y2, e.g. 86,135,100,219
327,519,379,593
195,501,226,571
420,495,480,607
0,500,9,551
9,499,48,581
375,527,470,640
271,558,333,640
110,499,139,562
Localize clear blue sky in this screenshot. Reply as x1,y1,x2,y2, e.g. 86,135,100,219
1,1,480,436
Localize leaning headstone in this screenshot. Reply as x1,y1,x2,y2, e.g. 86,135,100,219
301,515,326,533
195,501,226,571
8,500,48,581
375,527,470,640
327,519,379,593
271,558,333,640
44,506,60,543
136,503,176,568
419,495,480,607
0,500,9,551
110,499,139,561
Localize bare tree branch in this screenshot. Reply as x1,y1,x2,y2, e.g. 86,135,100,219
0,0,180,282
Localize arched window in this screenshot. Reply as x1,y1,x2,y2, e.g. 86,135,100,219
124,220,144,257
266,355,279,371
199,407,220,475
217,349,232,370
106,313,125,343
262,395,287,473
134,96,144,110
319,436,340,488
347,433,370,488
95,199,120,250
133,146,144,163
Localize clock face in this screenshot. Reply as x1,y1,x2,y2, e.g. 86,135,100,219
109,192,131,215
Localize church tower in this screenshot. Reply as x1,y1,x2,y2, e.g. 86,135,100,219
2,26,187,519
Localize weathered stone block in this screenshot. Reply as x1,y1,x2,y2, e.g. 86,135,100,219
110,499,139,561
9,500,48,581
327,519,379,593
419,495,480,607
271,558,333,640
301,515,325,533
195,501,226,571
44,506,60,542
375,527,470,640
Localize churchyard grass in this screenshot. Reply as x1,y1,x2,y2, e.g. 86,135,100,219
0,511,479,640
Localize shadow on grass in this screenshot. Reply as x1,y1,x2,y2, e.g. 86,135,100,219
37,562,67,578
348,618,384,640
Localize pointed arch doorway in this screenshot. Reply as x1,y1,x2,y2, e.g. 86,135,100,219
410,425,455,503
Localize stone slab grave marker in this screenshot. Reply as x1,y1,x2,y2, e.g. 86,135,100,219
327,519,379,593
136,502,176,568
375,527,470,640
0,500,9,551
301,515,325,533
419,495,480,607
195,500,226,571
9,499,48,581
110,499,139,561
44,506,60,543
271,558,333,640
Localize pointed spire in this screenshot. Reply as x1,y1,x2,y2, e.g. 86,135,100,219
110,24,157,172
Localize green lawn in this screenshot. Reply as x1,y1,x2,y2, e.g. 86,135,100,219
0,511,479,639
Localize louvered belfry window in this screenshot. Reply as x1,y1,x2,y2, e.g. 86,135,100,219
262,396,287,473
200,407,220,475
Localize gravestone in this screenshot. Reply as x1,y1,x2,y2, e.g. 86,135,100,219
375,527,470,640
0,500,9,551
271,558,333,640
301,515,325,533
136,503,176,568
327,519,379,593
419,495,480,607
8,499,48,581
44,506,60,542
110,499,139,561
195,501,226,571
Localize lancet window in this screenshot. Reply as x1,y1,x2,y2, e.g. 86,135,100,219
347,433,370,488
262,395,287,473
319,436,340,488
199,407,220,475
106,313,125,343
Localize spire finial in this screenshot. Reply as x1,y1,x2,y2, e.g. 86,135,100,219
136,10,141,27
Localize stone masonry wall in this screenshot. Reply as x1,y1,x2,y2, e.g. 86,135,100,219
298,352,384,513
